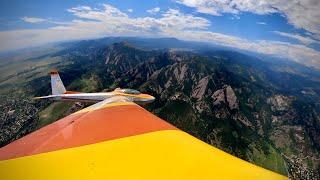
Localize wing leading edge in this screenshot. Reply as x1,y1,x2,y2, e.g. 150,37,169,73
0,98,287,179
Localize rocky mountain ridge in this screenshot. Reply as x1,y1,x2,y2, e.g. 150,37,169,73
101,42,319,178
1,39,319,179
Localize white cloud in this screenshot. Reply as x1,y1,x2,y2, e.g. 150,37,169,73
147,7,160,14
1,3,320,69
66,6,209,32
21,17,47,23
177,0,320,39
1,5,209,51
257,22,266,25
171,30,320,68
127,9,133,13
273,31,318,45
21,16,70,25
230,14,240,20
78,6,92,11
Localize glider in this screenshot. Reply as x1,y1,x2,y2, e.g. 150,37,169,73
0,70,287,179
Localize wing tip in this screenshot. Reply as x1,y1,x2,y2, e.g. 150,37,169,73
33,95,55,100
33,96,43,100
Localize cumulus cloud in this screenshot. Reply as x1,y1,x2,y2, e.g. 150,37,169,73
127,9,133,13
147,7,160,14
66,6,209,32
1,3,320,68
1,5,209,51
176,0,277,15
273,31,318,45
177,0,320,39
21,17,47,23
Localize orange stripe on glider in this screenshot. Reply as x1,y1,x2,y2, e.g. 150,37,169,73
0,104,176,161
64,91,82,94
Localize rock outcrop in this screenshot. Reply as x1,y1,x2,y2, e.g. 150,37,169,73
267,95,293,112
212,85,239,110
192,76,210,100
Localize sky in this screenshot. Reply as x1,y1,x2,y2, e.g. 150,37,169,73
0,0,320,68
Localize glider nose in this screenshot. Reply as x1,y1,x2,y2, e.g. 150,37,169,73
137,94,155,104
143,94,155,103
148,95,155,102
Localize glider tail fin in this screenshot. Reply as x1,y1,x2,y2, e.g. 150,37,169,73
50,70,66,95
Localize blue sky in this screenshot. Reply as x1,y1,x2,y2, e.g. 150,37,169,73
0,0,320,68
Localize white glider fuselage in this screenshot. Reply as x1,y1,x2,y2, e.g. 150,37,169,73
35,70,155,105
54,91,155,104
56,92,113,102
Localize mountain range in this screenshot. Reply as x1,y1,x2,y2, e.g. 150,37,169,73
0,37,319,179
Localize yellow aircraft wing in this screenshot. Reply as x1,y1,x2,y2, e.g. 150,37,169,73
0,99,287,179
